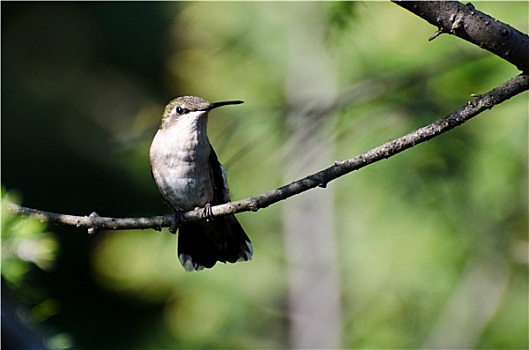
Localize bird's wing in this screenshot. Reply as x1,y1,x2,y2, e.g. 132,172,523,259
208,145,231,204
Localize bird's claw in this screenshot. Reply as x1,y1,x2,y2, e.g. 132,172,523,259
169,212,180,234
203,203,214,222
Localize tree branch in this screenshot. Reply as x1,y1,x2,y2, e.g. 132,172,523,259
392,1,529,73
8,74,528,233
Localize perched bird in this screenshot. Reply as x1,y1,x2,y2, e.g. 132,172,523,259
149,96,253,271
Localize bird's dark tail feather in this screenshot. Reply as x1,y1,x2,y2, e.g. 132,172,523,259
177,215,252,271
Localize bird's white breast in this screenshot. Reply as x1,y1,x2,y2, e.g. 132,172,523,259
150,113,213,211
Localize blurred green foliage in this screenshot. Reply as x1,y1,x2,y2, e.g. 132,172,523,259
2,188,58,310
2,2,527,349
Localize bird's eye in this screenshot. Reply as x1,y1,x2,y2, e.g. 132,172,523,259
175,106,184,115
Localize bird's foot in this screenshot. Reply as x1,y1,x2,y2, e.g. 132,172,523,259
203,203,214,222
169,212,181,234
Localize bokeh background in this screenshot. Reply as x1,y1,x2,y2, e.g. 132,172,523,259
2,2,527,349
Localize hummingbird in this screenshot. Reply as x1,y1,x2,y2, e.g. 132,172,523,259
149,96,253,271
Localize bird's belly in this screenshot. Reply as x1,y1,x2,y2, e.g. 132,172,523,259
150,124,214,212
154,162,213,211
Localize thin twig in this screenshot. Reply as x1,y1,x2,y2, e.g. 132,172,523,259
8,74,528,233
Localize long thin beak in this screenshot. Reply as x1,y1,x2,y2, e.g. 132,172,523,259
207,100,244,111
